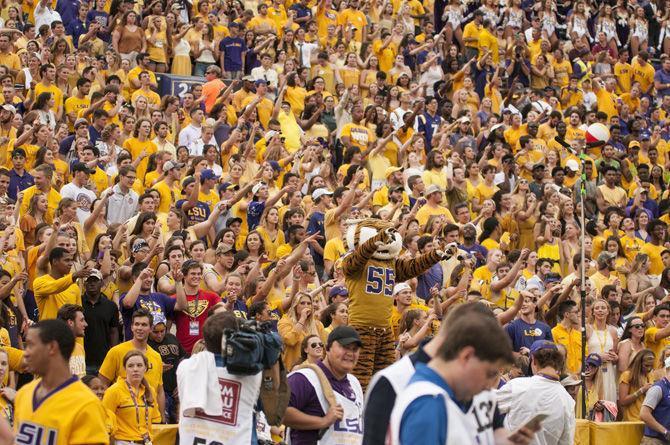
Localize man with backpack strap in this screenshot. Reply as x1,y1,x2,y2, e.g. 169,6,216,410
284,326,365,445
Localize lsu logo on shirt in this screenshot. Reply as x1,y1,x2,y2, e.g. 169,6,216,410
16,422,58,445
523,328,546,337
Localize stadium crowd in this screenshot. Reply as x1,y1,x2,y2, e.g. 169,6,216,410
1,0,670,443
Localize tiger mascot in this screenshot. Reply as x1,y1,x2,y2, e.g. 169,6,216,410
342,218,457,388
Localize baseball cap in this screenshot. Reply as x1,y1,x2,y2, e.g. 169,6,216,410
459,116,471,124
218,182,239,194
86,269,103,280
163,160,184,173
596,251,616,265
561,375,582,387
132,238,149,253
216,242,235,255
74,118,88,128
200,169,219,182
586,353,603,368
393,282,411,296
255,79,268,86
328,285,348,298
665,356,670,369
565,159,579,172
1,104,16,114
252,182,266,196
629,140,641,149
72,162,95,174
544,272,562,284
312,188,333,200
327,326,362,348
529,340,558,355
265,130,279,140
490,123,505,132
152,313,167,326
226,217,243,227
532,163,545,171
425,184,443,195
384,166,403,178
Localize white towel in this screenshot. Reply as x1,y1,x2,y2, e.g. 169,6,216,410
177,351,223,417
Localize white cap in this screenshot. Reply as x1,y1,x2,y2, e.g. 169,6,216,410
312,188,333,200
265,130,279,140
664,356,670,369
252,182,266,195
565,159,579,172
393,282,412,296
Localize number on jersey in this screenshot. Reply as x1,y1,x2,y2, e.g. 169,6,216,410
365,266,395,296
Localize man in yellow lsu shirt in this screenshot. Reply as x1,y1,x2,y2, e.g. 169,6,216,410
33,247,92,321
15,319,109,445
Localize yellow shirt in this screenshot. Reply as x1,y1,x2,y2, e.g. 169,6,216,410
632,59,655,94
98,341,164,391
642,242,665,276
595,87,618,120
14,378,109,445
131,88,161,108
462,21,481,50
102,380,161,441
621,234,644,262
478,28,498,64
33,273,82,321
241,95,274,129
19,185,61,224
619,370,651,421
64,95,90,130
341,123,375,150
472,265,494,302
323,238,345,264
551,323,584,374
645,326,670,367
153,179,180,214
256,226,285,261
198,189,220,212
422,169,448,194
123,138,158,182
415,204,455,227
614,62,633,94
34,82,64,113
337,9,367,41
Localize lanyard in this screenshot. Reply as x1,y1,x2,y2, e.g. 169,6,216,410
189,291,200,319
537,372,560,382
125,380,149,432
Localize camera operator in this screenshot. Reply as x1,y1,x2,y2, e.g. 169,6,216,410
177,312,263,445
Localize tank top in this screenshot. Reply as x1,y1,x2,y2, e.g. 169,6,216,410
118,25,144,53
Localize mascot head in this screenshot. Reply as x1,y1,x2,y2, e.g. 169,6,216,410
346,218,402,260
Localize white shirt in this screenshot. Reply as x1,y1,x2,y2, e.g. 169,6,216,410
152,137,176,157
187,137,219,157
497,375,575,445
390,106,411,130
294,41,318,68
34,4,62,30
250,66,279,89
178,124,202,148
105,183,139,226
60,182,97,225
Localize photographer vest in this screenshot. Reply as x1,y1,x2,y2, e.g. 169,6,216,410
178,359,262,445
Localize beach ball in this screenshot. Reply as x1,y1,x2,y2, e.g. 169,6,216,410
585,123,610,144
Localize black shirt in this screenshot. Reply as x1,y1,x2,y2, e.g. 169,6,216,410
82,293,120,367
148,333,186,394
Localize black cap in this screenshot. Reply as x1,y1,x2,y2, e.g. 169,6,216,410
327,326,362,348
72,162,95,174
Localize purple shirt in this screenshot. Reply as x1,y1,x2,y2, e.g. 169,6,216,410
287,360,356,445
654,69,670,97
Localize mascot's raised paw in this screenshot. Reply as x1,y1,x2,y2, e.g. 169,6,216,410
437,242,459,260
381,228,398,244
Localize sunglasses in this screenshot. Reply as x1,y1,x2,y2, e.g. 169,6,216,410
630,324,644,329
310,342,323,348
